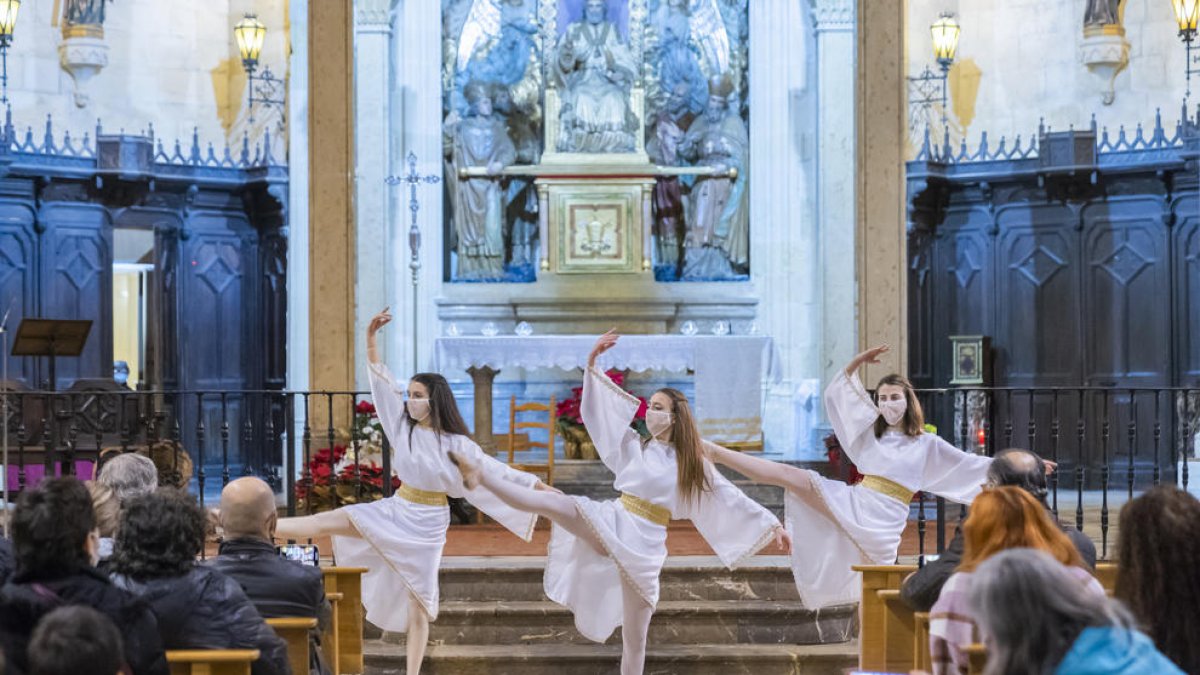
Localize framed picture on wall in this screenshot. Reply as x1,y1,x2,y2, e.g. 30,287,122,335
949,335,991,385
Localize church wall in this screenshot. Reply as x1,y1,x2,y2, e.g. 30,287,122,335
906,0,1188,154
9,0,288,147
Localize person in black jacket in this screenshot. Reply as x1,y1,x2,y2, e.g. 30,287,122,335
0,477,168,675
210,477,331,675
900,448,1097,611
0,536,13,585
110,488,291,675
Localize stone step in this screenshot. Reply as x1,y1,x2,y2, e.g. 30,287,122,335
437,556,801,603
380,600,856,646
364,642,859,675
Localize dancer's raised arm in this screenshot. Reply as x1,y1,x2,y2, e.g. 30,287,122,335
364,307,412,452
580,330,641,472
825,344,891,464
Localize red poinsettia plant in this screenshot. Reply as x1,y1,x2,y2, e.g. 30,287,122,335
556,369,649,436
295,399,400,512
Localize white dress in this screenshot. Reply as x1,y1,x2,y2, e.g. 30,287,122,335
544,366,781,642
786,371,994,608
332,362,540,632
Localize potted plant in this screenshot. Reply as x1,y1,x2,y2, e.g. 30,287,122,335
295,399,401,512
555,369,649,459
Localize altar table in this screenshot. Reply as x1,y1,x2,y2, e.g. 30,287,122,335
433,335,779,452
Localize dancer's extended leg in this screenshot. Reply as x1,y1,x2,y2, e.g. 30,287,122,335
708,445,835,520
449,451,606,554
619,579,654,675
275,508,360,541
407,590,430,674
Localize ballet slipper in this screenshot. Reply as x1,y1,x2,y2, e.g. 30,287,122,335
448,450,482,490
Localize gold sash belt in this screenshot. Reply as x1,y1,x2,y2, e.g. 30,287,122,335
620,493,671,527
860,475,915,504
397,484,448,506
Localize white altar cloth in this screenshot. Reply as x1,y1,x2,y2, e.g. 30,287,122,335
434,335,779,446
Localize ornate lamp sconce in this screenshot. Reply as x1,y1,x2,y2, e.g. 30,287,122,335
0,0,19,105
1172,0,1200,101
234,14,285,124
908,12,959,136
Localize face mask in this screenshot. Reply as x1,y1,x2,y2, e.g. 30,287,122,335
879,399,907,426
646,410,673,438
406,398,431,422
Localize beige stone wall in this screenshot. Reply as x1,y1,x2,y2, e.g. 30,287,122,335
8,0,287,147
906,0,1188,154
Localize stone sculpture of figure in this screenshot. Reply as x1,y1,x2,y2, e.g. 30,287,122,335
1084,0,1121,27
651,0,712,119
646,83,696,274
555,0,639,153
446,81,517,280
679,76,749,279
64,0,109,25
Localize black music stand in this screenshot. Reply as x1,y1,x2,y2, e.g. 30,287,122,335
11,319,92,392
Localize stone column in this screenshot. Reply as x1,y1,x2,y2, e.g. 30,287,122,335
813,0,858,403
856,0,908,382
467,366,500,454
749,0,821,458
354,0,393,389
308,0,356,399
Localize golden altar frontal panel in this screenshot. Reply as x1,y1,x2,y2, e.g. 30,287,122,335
536,177,654,275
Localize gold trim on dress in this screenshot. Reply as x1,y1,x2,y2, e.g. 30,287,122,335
397,484,449,506
860,475,915,504
620,493,671,526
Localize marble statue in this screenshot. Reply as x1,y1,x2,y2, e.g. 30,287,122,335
679,76,749,279
64,0,109,25
1084,0,1121,27
445,82,517,280
650,0,708,118
555,0,639,153
646,83,696,273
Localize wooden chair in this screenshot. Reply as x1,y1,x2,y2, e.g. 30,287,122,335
166,649,259,675
507,395,556,485
965,643,989,675
878,588,916,671
853,564,917,672
324,592,344,675
322,567,367,675
265,617,317,675
914,611,932,672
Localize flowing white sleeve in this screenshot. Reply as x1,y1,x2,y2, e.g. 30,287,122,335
823,370,883,465
919,435,993,505
459,440,540,541
367,361,411,455
682,448,781,569
580,365,642,473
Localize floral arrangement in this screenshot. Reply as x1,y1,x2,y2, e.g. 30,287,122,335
555,369,649,459
295,399,401,512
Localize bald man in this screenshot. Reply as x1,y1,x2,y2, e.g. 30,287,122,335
209,477,331,675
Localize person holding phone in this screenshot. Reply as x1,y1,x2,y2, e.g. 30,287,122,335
275,308,550,675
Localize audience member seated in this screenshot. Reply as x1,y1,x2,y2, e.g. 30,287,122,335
93,453,160,566
28,606,126,675
210,477,331,675
87,482,121,567
1114,485,1200,674
902,448,1096,611
110,489,291,675
929,486,1103,675
0,536,12,586
0,477,167,675
970,548,1182,675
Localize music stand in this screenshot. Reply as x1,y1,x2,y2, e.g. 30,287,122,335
11,319,92,392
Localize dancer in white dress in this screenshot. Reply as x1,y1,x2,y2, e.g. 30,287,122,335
450,331,789,675
275,308,552,675
706,345,996,608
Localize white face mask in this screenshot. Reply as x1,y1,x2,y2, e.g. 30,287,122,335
879,398,907,426
646,409,673,438
406,398,431,422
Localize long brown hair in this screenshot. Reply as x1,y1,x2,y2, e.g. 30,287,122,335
653,388,711,504
407,373,472,445
1115,485,1200,674
872,373,925,438
959,486,1084,573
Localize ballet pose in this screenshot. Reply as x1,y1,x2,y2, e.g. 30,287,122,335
450,331,788,675
275,308,551,675
706,345,994,608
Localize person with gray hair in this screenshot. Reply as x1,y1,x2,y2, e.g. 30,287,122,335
969,548,1181,675
96,453,159,504
901,447,1096,611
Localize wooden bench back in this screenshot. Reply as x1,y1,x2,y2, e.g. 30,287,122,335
166,649,259,675
853,564,917,671
265,617,317,675
322,567,367,675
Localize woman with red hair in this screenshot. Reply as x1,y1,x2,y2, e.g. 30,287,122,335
928,486,1103,674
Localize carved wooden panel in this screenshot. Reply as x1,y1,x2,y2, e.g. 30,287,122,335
1175,194,1200,385
0,203,39,386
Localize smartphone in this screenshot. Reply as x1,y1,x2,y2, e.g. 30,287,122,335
276,543,320,567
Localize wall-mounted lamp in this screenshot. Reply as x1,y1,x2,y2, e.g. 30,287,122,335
0,0,21,105
1172,0,1200,99
909,12,960,134
234,13,284,123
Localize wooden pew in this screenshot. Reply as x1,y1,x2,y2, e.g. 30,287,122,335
853,564,917,671
965,642,988,675
324,592,344,675
914,612,931,672
322,567,367,674
1095,561,1117,593
878,589,916,671
265,617,317,675
166,649,259,675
